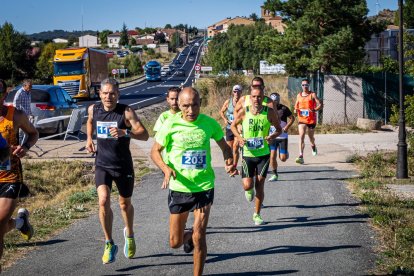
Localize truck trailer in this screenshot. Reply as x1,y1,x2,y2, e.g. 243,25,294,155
53,48,108,99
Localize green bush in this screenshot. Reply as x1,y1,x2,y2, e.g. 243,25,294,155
390,94,414,128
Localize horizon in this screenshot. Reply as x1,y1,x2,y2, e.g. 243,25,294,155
1,0,399,35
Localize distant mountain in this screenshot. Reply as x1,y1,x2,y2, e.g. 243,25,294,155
369,9,396,25
27,30,98,41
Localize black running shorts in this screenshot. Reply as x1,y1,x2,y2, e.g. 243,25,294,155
0,183,22,199
241,155,270,178
95,166,134,198
168,188,214,214
299,123,316,130
225,128,235,141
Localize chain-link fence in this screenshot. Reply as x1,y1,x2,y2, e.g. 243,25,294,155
287,72,414,125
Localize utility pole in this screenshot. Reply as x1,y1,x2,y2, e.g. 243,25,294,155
397,0,408,179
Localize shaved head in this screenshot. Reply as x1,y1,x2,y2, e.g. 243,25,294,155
179,87,201,122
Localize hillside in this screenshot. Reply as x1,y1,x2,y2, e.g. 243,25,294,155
27,30,97,41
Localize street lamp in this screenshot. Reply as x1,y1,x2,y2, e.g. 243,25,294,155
397,0,408,179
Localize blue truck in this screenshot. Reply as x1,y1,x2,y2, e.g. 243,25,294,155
144,60,161,81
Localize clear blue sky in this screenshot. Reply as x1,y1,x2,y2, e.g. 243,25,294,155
0,0,399,34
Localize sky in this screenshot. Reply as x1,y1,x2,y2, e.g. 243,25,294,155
0,0,399,34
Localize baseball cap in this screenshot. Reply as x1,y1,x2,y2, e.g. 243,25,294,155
270,93,280,102
232,84,242,91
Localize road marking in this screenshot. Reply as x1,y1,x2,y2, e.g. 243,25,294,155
130,96,160,107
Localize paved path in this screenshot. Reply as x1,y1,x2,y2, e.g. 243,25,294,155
4,131,398,275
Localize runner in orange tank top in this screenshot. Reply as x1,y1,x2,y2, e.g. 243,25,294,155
0,79,38,271
294,78,322,164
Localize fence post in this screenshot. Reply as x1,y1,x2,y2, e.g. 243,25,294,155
384,71,387,124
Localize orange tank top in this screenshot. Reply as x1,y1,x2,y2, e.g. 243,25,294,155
0,106,22,183
295,92,316,124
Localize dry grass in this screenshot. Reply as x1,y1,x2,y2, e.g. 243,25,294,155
348,151,414,274
2,158,150,269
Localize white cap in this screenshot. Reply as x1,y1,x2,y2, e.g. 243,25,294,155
233,84,242,91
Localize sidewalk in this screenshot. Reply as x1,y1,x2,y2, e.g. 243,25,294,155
26,131,399,170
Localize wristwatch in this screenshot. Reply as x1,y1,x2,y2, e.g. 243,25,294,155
125,129,131,138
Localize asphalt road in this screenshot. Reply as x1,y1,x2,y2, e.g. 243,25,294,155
4,163,375,275
77,38,204,111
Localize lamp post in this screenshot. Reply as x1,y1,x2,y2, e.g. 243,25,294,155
397,0,408,179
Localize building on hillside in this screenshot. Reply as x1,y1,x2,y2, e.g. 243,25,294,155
107,32,121,48
365,25,414,66
260,6,286,33
79,35,99,47
159,28,187,44
53,38,69,44
207,17,255,38
135,39,155,46
127,30,140,40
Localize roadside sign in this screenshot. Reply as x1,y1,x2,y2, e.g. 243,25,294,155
111,69,118,75
194,64,201,71
201,66,213,72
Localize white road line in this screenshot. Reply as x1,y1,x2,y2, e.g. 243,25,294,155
130,96,160,107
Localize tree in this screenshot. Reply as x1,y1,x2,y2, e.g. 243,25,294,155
35,42,65,83
249,13,259,21
258,0,382,76
169,32,183,52
164,24,172,29
99,29,113,47
403,0,414,28
119,23,129,47
206,22,277,73
154,31,166,44
142,27,156,34
0,22,34,82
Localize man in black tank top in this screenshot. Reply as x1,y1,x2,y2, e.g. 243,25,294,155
86,78,149,264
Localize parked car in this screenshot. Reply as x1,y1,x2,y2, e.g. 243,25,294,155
189,57,195,62
116,50,125,58
4,85,79,134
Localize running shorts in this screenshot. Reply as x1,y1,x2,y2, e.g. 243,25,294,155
95,166,134,198
269,138,289,154
225,128,235,141
241,154,270,178
168,188,214,214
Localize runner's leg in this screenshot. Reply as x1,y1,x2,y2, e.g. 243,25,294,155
119,196,134,236
192,204,211,276
0,198,17,261
255,176,266,214
298,124,307,156
97,185,113,241
169,211,190,248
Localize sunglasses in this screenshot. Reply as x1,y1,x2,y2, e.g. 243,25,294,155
301,84,309,87
233,90,241,93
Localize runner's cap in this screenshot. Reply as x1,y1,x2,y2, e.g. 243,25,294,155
270,93,280,102
233,84,242,91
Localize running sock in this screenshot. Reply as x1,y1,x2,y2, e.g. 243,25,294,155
105,240,114,245
15,218,24,230
272,169,278,175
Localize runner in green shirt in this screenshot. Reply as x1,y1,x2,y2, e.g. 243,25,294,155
231,85,282,226
153,87,181,133
151,87,236,276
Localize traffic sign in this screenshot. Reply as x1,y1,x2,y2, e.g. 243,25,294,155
111,69,118,75
194,64,201,71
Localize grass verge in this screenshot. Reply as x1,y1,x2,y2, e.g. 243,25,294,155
2,158,150,269
348,151,414,274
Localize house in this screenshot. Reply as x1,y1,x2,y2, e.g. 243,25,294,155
53,38,69,44
127,30,140,40
260,6,286,33
107,32,121,48
159,28,187,43
79,34,99,47
365,25,414,66
207,17,255,38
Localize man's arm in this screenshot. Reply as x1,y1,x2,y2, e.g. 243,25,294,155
219,100,230,125
85,105,95,153
109,106,149,141
150,141,176,189
13,110,39,158
313,93,323,111
266,108,282,142
230,108,245,146
285,115,295,132
215,138,237,176
233,96,245,116
12,90,21,109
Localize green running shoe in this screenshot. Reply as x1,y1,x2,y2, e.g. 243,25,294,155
268,174,279,182
102,241,118,264
245,189,255,202
253,213,265,225
295,156,304,164
312,145,318,156
17,208,34,241
123,227,136,259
